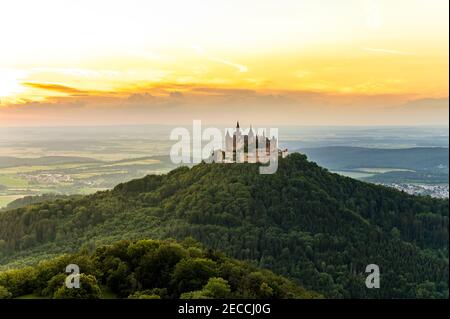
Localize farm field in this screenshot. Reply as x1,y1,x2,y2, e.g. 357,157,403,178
0,155,177,208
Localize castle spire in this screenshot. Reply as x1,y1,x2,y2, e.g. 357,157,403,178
236,121,240,129
248,124,254,137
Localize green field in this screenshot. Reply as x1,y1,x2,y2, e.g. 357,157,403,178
0,155,176,209
0,175,28,187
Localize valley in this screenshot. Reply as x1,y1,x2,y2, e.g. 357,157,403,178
1,125,448,209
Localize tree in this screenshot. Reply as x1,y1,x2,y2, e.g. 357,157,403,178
202,277,231,298
0,285,12,299
258,282,273,299
390,227,401,239
180,290,210,299
0,238,322,299
42,273,66,297
171,258,217,295
53,274,101,299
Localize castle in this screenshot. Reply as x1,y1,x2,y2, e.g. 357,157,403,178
211,121,288,163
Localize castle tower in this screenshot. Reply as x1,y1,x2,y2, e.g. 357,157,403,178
225,129,233,152
235,121,241,139
270,135,277,153
247,125,256,163
248,124,254,139
255,129,267,161
234,120,244,162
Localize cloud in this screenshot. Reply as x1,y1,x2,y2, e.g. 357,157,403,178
22,82,88,95
169,91,184,98
294,70,311,78
363,48,412,55
2,81,448,126
376,97,449,125
401,98,449,110
126,93,155,102
192,87,255,95
192,45,248,72
208,57,248,73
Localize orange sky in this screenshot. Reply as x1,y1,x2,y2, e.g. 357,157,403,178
0,0,448,126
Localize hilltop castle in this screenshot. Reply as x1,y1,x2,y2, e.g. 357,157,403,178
211,121,288,163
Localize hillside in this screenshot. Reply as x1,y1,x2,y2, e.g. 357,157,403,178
0,153,448,298
1,194,77,211
0,238,319,299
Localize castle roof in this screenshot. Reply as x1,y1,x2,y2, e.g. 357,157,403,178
248,125,254,137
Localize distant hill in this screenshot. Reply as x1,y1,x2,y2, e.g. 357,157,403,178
1,194,79,211
0,154,448,298
298,146,449,172
0,156,101,168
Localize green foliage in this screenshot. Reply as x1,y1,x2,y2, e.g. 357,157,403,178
0,267,37,297
53,274,101,299
0,285,12,299
3,194,73,211
128,288,167,299
0,154,448,298
179,276,233,299
128,292,161,299
0,239,318,299
200,277,231,298
172,258,217,295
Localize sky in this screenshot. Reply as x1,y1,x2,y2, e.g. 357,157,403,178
0,0,448,126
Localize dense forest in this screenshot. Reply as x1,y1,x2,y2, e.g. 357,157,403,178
0,238,319,299
0,153,448,298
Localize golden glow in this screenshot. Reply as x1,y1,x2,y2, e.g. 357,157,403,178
0,0,448,125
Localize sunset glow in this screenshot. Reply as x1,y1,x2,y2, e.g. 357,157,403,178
0,0,448,125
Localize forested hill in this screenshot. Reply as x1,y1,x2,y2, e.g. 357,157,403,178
0,153,448,298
